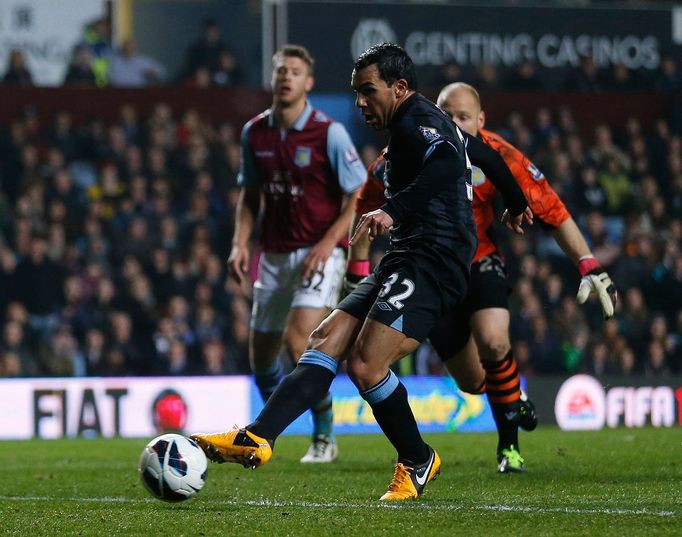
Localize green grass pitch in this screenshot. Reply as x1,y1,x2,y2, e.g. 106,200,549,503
0,427,679,536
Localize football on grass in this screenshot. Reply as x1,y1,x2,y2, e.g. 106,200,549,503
138,434,207,502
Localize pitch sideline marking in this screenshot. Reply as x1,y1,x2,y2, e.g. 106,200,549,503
0,495,675,517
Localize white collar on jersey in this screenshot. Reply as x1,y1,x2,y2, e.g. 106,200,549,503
267,101,313,131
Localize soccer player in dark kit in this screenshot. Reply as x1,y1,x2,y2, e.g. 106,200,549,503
192,44,529,501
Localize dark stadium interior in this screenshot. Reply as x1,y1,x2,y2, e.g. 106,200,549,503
0,2,680,380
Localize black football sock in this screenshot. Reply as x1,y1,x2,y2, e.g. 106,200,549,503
248,350,338,442
483,351,521,453
361,371,430,465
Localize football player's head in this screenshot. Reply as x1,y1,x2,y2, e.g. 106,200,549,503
437,82,485,137
351,43,416,130
271,44,315,107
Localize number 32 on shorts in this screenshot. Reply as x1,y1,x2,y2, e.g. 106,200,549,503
378,272,415,309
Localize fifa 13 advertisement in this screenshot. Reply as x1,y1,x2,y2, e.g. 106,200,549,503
553,374,682,430
526,374,682,430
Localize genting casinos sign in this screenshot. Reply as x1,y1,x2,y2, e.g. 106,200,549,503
555,374,679,430
285,2,682,91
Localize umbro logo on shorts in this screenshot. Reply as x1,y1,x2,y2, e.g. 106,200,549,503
376,302,392,311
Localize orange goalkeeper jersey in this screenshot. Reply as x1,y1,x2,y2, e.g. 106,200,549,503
356,150,388,216
473,128,569,261
356,131,570,262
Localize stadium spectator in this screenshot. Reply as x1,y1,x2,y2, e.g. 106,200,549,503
597,156,633,215
211,50,241,86
475,63,499,91
183,67,211,89
430,61,464,89
14,234,66,338
79,17,113,86
561,329,589,373
574,166,608,215
644,340,671,376
505,59,544,91
1,320,36,376
603,63,641,93
564,56,604,93
83,328,106,376
107,310,142,374
118,104,142,146
2,50,33,86
654,55,681,93
63,45,97,87
200,340,229,375
585,340,618,376
166,338,192,375
528,315,562,373
109,40,165,87
183,18,230,77
39,324,85,376
619,287,649,354
617,346,636,375
590,124,631,171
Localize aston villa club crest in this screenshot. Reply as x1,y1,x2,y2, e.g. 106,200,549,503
471,165,486,186
294,146,312,168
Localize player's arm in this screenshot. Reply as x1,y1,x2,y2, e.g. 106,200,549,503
380,141,461,222
461,131,532,233
228,124,261,285
302,122,366,279
343,211,372,295
496,132,617,318
344,157,385,293
353,141,467,241
302,190,360,281
550,218,618,318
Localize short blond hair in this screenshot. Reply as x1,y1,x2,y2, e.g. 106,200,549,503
437,82,481,110
273,44,314,75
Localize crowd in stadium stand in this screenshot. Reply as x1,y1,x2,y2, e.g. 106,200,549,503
2,17,242,88
0,96,679,379
411,104,682,377
1,30,681,378
0,103,251,377
1,11,679,92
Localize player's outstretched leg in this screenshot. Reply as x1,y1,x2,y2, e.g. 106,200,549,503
357,369,440,500
192,349,339,468
191,427,272,469
381,445,441,501
519,389,538,431
300,392,338,463
482,351,525,473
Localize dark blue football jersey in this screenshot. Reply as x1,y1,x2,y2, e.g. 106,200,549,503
381,93,477,274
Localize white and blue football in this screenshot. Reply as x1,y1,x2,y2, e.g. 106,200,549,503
138,433,208,502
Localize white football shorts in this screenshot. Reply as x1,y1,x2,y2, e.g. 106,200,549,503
250,246,345,332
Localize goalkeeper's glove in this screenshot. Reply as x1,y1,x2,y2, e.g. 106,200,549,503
576,256,618,319
343,260,370,296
